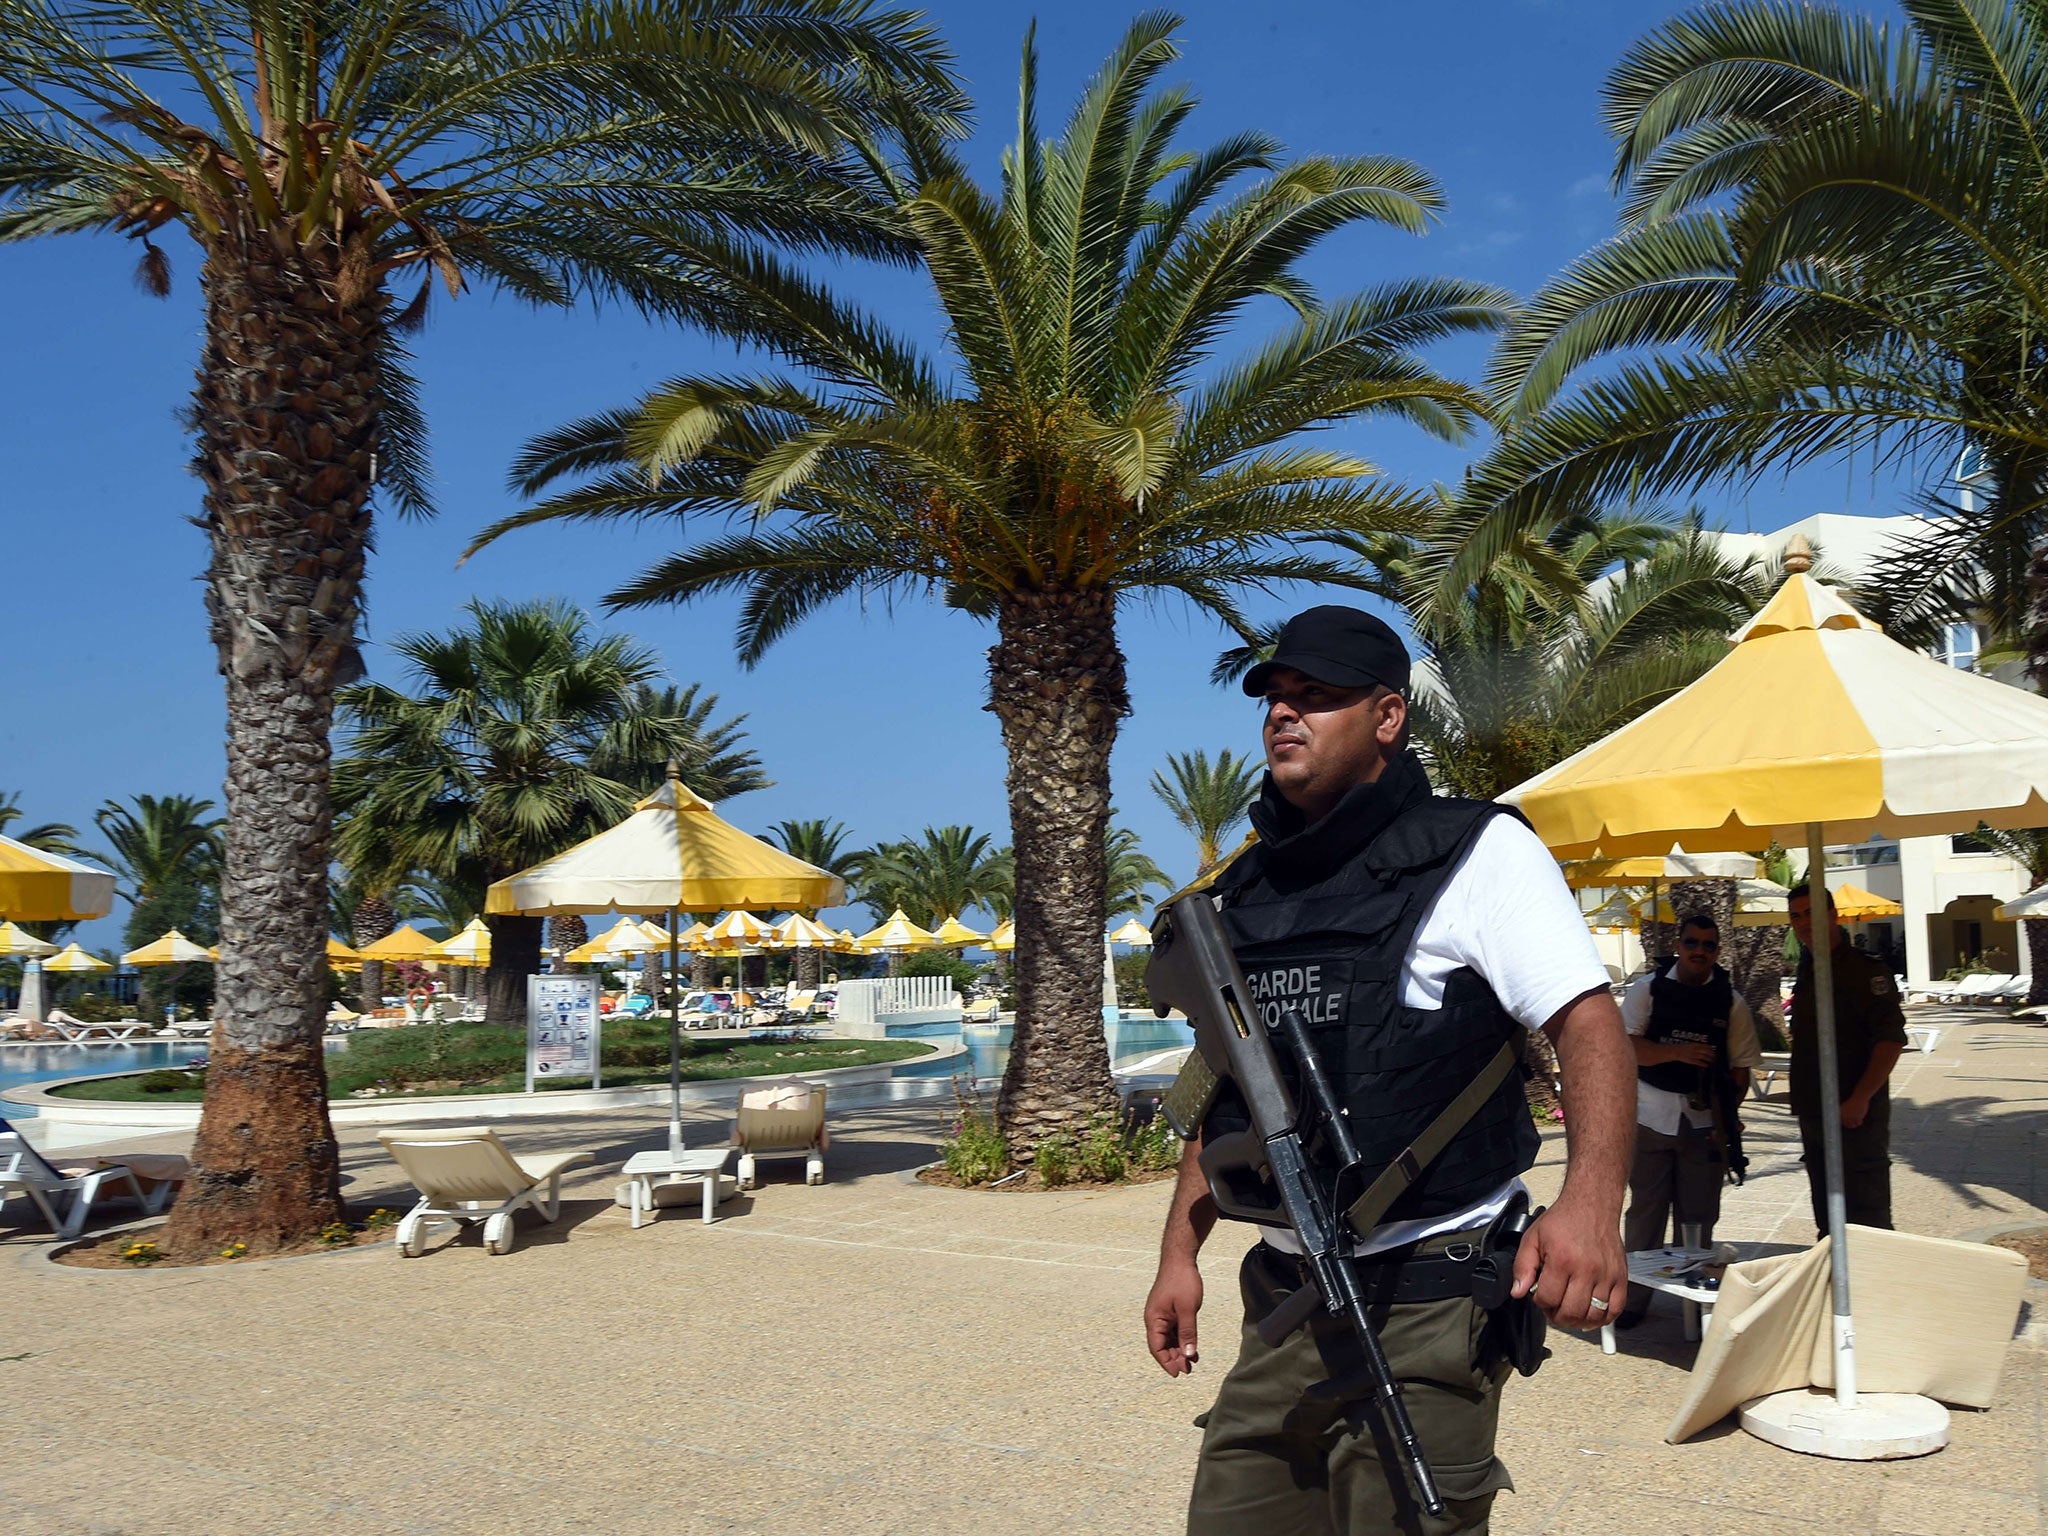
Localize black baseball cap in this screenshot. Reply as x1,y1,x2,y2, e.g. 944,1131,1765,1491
1241,605,1411,697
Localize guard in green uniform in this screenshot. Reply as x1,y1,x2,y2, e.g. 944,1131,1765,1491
1787,882,1908,1235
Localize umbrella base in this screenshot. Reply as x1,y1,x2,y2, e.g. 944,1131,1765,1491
1740,1389,1949,1460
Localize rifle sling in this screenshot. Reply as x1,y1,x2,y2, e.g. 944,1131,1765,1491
1345,1031,1525,1239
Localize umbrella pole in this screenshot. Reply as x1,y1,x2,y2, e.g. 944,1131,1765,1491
1739,823,1946,1459
667,911,684,1157
1806,821,1857,1406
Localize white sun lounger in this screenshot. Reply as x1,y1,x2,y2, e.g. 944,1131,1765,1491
377,1127,594,1257
733,1079,827,1189
40,1011,149,1043
0,1129,187,1239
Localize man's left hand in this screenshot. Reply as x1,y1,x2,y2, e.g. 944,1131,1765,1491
1511,1195,1626,1331
1840,1092,1871,1129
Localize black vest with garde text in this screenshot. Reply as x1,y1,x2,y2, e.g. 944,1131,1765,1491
1205,758,1538,1228
1638,959,1735,1095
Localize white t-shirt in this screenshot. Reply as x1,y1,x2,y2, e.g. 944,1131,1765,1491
1259,814,1613,1258
1620,969,1761,1137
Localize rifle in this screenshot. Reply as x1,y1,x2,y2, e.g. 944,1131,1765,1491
1148,890,1447,1519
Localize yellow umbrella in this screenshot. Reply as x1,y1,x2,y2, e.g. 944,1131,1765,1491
1560,852,1757,888
1830,883,1903,922
435,917,492,967
857,908,941,953
988,919,1016,953
1582,894,1638,934
1506,547,2048,1455
121,929,213,966
41,942,111,974
0,922,58,959
586,918,660,956
933,914,989,947
704,909,773,947
1631,878,1790,929
769,911,843,949
1107,917,1154,947
1996,888,2047,922
838,927,880,956
0,834,115,921
327,937,362,964
355,924,445,963
486,769,844,916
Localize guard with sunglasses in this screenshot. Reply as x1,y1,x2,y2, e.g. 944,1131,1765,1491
1145,606,1635,1536
1614,913,1760,1329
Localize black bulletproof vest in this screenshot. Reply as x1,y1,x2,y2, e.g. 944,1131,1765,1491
1638,959,1735,1094
1207,782,1538,1228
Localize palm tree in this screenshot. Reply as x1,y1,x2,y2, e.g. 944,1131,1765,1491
1105,825,1168,920
333,598,768,1026
1457,0,2048,670
1978,827,2048,1005
860,825,1008,928
1150,749,1260,876
0,793,82,857
602,684,773,801
95,794,225,1019
2,0,957,1252
471,17,1510,1150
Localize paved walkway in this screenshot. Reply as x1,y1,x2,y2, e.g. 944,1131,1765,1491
2,1004,2044,1535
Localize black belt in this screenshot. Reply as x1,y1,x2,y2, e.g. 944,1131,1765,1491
1254,1231,1487,1307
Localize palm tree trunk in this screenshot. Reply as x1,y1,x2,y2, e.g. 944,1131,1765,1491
352,892,395,1014
2026,917,2047,1007
162,228,380,1254
485,915,544,1025
989,586,1128,1154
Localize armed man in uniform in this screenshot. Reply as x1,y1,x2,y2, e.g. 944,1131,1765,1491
1143,606,1634,1535
1787,881,1906,1235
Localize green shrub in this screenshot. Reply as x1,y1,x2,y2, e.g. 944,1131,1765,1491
1078,1115,1128,1183
942,1078,1010,1184
1130,1108,1179,1172
138,1068,201,1094
1034,1133,1073,1188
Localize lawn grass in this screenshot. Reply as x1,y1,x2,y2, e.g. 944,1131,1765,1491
49,1020,935,1103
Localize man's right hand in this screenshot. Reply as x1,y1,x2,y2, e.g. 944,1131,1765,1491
1663,1040,1714,1067
1145,1260,1204,1376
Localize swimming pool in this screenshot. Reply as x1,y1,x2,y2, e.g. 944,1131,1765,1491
0,1040,210,1119
890,1014,1194,1082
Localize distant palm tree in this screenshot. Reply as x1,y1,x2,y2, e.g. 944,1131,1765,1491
475,17,1509,1150
95,794,225,1020
1,0,960,1252
1150,750,1261,876
334,598,765,1024
860,826,1008,928
767,819,869,894
1105,826,1169,921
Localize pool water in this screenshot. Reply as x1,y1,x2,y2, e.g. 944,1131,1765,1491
0,1041,210,1119
891,1014,1194,1083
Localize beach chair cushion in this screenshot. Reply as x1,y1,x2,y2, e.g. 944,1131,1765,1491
735,1080,827,1153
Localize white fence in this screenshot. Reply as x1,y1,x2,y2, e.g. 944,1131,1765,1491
834,976,963,1037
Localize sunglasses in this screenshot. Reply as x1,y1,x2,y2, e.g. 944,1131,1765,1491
1680,936,1720,952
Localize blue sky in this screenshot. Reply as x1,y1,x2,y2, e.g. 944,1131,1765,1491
0,1,1909,947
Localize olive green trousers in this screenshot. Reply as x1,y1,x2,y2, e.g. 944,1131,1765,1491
1187,1240,1513,1536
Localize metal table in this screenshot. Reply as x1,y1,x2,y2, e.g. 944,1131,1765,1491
620,1148,732,1229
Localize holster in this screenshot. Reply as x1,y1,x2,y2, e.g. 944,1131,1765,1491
1466,1190,1550,1378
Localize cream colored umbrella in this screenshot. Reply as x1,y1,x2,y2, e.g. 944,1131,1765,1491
1632,878,1791,929
1107,917,1154,947
1506,546,2048,1457
704,909,773,947
769,912,842,948
1995,887,2047,922
435,917,492,967
1583,894,1638,934
0,922,58,959
988,919,1016,953
1560,852,1759,888
0,835,115,922
486,766,845,1154
41,943,110,974
933,914,989,948
857,908,941,953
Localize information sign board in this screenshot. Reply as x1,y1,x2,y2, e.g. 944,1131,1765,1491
526,974,601,1092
